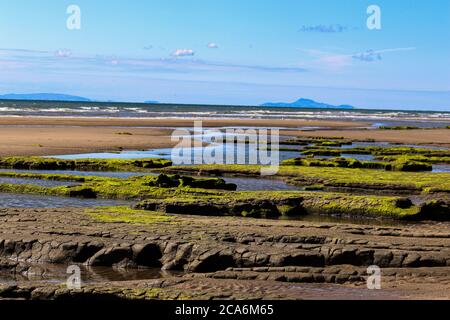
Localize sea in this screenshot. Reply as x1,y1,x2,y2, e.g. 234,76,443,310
0,100,449,128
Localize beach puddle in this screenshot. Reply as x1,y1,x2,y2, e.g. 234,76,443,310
220,176,301,191
48,145,301,164
341,153,375,161
0,177,79,188
0,168,158,179
432,164,450,173
0,261,405,300
279,214,420,227
0,263,178,286
0,193,129,208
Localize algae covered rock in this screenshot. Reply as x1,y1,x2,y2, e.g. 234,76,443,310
147,174,237,191
0,156,172,171
66,187,97,198
393,197,413,209
391,160,432,172
418,200,450,221
135,197,305,218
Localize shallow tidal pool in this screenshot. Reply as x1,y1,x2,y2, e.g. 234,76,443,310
0,193,129,208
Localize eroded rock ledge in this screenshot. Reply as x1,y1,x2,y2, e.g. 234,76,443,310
1,207,450,300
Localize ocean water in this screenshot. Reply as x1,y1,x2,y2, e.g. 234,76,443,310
0,100,449,128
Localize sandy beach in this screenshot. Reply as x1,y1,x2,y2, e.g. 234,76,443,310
0,126,175,157
0,117,448,156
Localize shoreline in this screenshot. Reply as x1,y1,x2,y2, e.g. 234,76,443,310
0,116,370,128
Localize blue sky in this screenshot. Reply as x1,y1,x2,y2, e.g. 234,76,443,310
0,0,449,110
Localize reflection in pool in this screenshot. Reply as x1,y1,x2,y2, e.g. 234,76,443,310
48,145,301,164
0,263,180,285
432,164,450,173
0,169,157,179
0,177,79,188
0,193,129,208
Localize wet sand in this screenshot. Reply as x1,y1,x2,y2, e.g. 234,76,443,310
0,126,175,156
0,117,449,156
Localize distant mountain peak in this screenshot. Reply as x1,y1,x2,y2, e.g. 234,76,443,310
0,93,91,102
261,98,355,109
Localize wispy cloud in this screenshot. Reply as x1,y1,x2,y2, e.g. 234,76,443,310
0,48,50,54
352,47,416,62
300,47,416,70
0,47,307,78
173,49,195,57
352,50,382,62
299,24,349,33
207,43,219,49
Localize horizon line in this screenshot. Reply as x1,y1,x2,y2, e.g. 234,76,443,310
0,96,448,114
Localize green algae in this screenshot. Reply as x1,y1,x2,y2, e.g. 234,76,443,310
299,193,420,219
281,157,432,172
375,155,450,164
0,171,94,182
302,146,450,157
0,169,419,220
301,149,342,157
135,191,423,220
85,206,173,225
312,140,352,147
0,172,230,200
280,137,347,147
166,164,450,193
0,168,446,220
0,156,172,172
297,145,448,170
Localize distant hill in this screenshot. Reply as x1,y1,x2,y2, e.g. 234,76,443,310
0,93,91,102
261,98,355,109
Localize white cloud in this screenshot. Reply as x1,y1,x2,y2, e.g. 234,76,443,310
352,47,416,62
207,43,218,49
54,49,72,58
299,47,416,71
173,49,195,57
